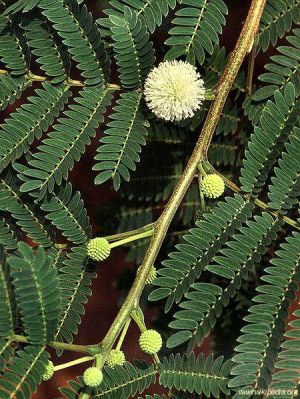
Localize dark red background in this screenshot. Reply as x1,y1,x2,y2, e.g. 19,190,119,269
3,0,293,397
33,1,258,397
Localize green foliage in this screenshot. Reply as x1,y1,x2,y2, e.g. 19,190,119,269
41,182,91,245
267,127,300,213
0,218,18,251
4,0,43,14
267,309,300,396
0,345,49,399
17,86,113,199
257,0,300,52
165,213,282,352
99,0,177,34
149,194,254,310
244,29,300,124
94,91,148,189
159,353,231,397
255,29,300,102
229,232,300,396
0,17,28,75
60,354,230,398
0,75,31,111
138,396,167,399
0,338,14,373
165,0,228,64
61,354,230,399
215,101,240,137
117,121,186,201
204,46,246,92
23,18,70,83
121,160,183,202
37,0,110,86
97,361,156,398
117,204,154,232
1,1,300,398
60,360,157,398
8,242,61,344
0,173,53,247
0,82,70,172
240,82,297,194
103,7,155,89
0,250,15,336
208,143,237,167
54,246,96,350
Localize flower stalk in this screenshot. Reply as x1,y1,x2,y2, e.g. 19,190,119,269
109,229,154,249
116,318,131,350
54,356,95,372
104,223,155,242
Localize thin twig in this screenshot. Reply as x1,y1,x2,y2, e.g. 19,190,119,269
54,356,94,371
104,223,155,242
0,69,122,89
10,334,95,354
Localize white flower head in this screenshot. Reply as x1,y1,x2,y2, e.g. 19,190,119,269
144,60,205,122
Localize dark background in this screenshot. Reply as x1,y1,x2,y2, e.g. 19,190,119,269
36,1,255,397
5,0,274,397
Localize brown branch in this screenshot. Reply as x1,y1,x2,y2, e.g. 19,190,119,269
90,0,267,361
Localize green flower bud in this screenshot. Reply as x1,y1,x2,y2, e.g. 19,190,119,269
42,361,54,381
201,174,225,199
87,237,111,261
106,349,125,368
139,329,162,354
83,367,103,387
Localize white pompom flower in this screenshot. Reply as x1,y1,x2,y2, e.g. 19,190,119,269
144,60,205,122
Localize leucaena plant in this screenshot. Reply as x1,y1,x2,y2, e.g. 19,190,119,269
0,1,300,399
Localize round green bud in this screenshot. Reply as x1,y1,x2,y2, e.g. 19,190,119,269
139,329,162,355
42,360,54,381
83,367,103,388
201,174,225,199
106,349,125,368
87,237,111,261
137,265,157,285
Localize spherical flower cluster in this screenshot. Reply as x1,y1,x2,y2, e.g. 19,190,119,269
42,361,54,381
83,367,103,387
139,329,162,355
144,60,205,122
201,174,225,199
106,349,126,368
87,237,111,261
137,265,157,285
